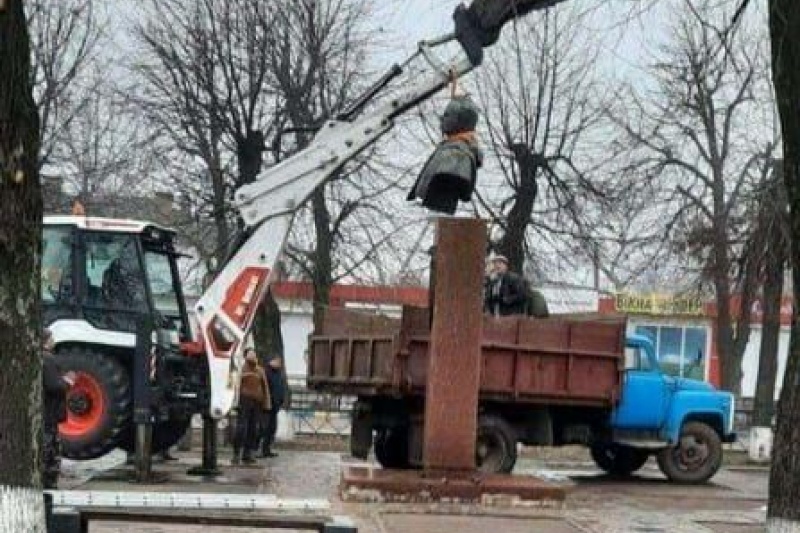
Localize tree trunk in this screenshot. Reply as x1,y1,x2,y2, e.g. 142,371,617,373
253,290,284,358
0,1,47,531
311,188,333,333
496,147,540,273
753,203,786,427
715,225,759,397
715,278,743,395
210,124,229,267
731,244,760,395
210,160,230,267
768,0,800,529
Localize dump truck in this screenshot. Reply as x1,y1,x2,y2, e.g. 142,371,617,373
308,307,736,484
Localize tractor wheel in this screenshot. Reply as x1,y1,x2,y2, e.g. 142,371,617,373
475,414,517,474
58,347,131,460
656,422,722,484
374,428,411,469
590,443,650,476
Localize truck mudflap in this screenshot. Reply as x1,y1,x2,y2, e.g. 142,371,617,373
722,432,737,444
350,401,373,459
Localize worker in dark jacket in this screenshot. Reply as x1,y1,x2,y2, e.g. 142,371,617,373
259,355,286,458
232,349,270,465
42,329,74,488
526,286,550,318
484,255,530,316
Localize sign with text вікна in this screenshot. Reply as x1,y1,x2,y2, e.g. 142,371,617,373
615,293,703,316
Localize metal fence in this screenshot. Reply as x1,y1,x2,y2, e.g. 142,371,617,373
285,376,355,437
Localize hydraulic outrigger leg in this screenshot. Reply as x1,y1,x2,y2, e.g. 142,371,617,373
132,319,155,483
187,415,220,477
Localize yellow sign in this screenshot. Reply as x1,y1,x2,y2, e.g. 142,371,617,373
615,293,704,316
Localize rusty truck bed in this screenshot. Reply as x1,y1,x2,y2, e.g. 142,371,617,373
307,306,626,408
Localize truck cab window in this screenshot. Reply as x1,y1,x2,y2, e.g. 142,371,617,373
624,346,651,371
42,227,73,304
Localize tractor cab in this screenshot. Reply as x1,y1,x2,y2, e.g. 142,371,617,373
42,216,191,341
43,216,204,460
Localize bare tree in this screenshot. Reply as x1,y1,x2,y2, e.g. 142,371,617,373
751,161,788,428
611,0,776,394
26,0,101,169
0,0,46,530
133,0,394,358
133,0,276,268
262,0,395,331
768,1,800,527
47,74,163,214
471,4,613,281
133,0,292,362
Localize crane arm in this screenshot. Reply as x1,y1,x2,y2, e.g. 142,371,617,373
193,0,565,418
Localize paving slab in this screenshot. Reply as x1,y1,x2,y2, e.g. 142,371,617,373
67,449,770,533
700,524,766,533
381,514,581,533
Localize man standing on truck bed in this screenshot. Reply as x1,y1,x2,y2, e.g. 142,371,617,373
484,255,549,318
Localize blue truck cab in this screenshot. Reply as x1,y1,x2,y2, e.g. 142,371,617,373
593,334,736,483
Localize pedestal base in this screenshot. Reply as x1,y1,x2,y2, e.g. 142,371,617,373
341,466,567,507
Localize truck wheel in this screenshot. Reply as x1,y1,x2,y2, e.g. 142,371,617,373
656,421,722,484
374,428,410,469
476,415,517,474
58,348,131,460
590,443,650,476
350,411,373,460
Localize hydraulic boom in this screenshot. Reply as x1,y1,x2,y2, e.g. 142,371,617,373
192,0,566,418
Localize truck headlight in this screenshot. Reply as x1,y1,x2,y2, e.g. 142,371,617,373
727,392,735,433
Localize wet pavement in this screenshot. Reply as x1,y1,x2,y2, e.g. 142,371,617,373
61,448,768,533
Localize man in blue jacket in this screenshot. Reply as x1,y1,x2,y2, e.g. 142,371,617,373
259,355,286,458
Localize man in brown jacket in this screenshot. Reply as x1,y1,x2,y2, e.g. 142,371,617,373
232,349,270,465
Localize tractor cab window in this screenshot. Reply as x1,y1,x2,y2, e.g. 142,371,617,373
84,233,147,312
144,250,181,322
42,226,74,304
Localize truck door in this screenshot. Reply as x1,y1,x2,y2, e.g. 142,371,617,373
612,343,672,430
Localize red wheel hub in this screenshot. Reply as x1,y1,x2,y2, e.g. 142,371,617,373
59,372,106,438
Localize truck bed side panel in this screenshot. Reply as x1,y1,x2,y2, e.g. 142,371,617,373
308,307,625,408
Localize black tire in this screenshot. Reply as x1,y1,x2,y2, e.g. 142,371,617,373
590,443,650,476
57,347,131,460
350,408,373,460
656,421,722,484
476,414,517,474
374,428,410,469
118,415,193,455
